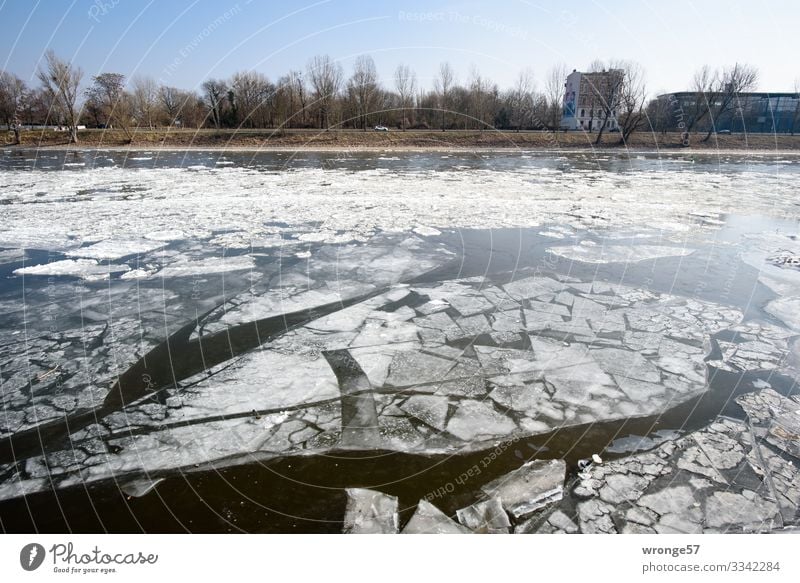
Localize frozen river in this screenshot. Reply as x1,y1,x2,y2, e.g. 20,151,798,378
0,149,799,533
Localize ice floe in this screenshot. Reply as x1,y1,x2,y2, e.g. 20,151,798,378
0,162,796,255
154,255,255,277
65,239,167,260
0,271,766,499
549,244,694,264
13,259,130,280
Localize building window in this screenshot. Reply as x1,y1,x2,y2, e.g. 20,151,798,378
581,109,585,117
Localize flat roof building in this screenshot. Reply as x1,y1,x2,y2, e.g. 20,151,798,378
657,92,800,133
560,69,623,132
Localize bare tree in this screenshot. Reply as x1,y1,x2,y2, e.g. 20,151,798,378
0,71,27,144
434,62,455,131
544,64,567,130
231,71,272,128
645,95,672,135
178,91,204,129
37,50,83,143
201,79,227,129
616,63,648,143
347,55,378,131
793,78,800,136
85,73,132,140
289,70,307,127
684,65,716,135
394,64,416,130
681,64,759,143
307,55,343,130
701,63,758,142
158,85,182,125
510,68,535,132
468,65,494,131
131,75,158,129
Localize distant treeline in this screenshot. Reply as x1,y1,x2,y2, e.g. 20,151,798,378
2,51,792,145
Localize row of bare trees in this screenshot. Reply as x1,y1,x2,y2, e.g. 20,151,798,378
0,51,571,143
2,50,788,145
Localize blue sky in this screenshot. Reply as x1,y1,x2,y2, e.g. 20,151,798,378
1,0,797,95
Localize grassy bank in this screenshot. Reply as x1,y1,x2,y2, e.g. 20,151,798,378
5,127,800,151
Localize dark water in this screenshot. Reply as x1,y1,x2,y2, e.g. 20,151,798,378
3,147,800,175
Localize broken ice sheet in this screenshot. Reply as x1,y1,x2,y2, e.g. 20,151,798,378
548,244,693,264
171,349,342,422
0,261,782,502
154,255,256,277
403,499,471,534
343,488,398,534
0,248,26,265
481,459,566,520
13,259,130,280
65,239,167,260
765,296,800,332
607,430,683,454
1,160,797,253
456,497,511,533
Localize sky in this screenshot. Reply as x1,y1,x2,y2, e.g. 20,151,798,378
1,0,798,96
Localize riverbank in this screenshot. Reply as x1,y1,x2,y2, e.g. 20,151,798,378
5,128,800,152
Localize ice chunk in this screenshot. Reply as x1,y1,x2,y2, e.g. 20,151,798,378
445,400,516,441
342,488,399,534
120,268,154,280
452,314,492,338
704,491,780,531
446,294,495,317
474,345,538,376
549,244,693,264
14,259,129,280
65,239,167,260
120,477,164,498
590,348,662,383
456,497,511,533
413,226,442,237
399,395,450,431
480,459,566,520
489,381,549,418
403,499,471,534
737,389,800,459
503,276,563,300
145,229,186,241
765,296,800,332
0,248,25,265
154,255,255,277
171,350,341,420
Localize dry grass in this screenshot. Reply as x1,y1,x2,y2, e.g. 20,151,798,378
5,128,800,151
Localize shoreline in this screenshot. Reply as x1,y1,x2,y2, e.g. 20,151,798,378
7,144,800,156
5,128,800,155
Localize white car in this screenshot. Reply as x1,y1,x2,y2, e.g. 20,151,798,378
374,125,388,132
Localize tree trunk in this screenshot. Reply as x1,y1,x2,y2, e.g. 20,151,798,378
119,121,133,143
12,126,20,145
702,127,715,142
594,122,606,145
69,126,78,144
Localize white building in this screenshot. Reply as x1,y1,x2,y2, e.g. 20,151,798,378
560,69,621,132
